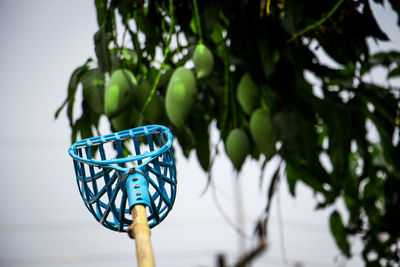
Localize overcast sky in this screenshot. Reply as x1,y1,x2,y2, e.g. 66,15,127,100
0,1,398,267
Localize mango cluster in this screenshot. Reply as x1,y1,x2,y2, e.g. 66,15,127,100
225,73,276,171
102,45,276,171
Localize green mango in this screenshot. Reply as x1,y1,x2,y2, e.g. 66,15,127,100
104,69,137,118
193,44,214,79
225,128,250,170
236,73,259,115
165,67,197,127
249,108,276,159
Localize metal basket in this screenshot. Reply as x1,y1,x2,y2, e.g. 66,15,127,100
69,125,177,232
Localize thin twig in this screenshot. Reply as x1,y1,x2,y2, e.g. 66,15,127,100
141,0,174,114
109,0,121,68
210,178,249,239
258,157,268,191
120,24,128,50
287,0,344,43
200,138,221,195
233,240,267,267
220,49,230,134
192,0,203,43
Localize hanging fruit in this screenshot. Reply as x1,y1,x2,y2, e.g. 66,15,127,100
236,73,259,115
104,69,137,118
193,43,214,79
249,108,276,160
225,128,250,170
165,67,197,127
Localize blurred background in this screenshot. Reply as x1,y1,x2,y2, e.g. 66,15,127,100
0,1,398,266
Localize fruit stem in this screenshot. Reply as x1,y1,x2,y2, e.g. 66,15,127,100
192,0,203,44
220,49,230,134
230,73,238,129
141,0,175,114
109,1,121,69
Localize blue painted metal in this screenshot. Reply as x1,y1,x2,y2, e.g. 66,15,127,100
125,169,152,212
69,125,177,232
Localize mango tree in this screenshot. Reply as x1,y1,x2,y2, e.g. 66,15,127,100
56,0,400,265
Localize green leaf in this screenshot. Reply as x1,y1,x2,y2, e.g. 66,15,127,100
329,210,351,257
192,118,210,171
81,68,105,115
274,109,318,165
285,163,298,196
95,0,108,27
209,23,225,58
367,51,400,68
71,101,99,143
190,17,197,34
94,24,112,73
116,0,133,24
325,101,351,179
388,0,400,25
260,84,278,113
257,34,280,78
356,83,397,127
218,10,230,26
127,28,144,75
176,126,196,158
388,66,400,78
121,48,139,66
55,59,91,126
265,163,281,214
361,1,389,41
371,142,395,173
280,0,303,35
74,117,93,141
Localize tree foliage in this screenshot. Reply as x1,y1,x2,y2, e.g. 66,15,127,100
56,0,400,265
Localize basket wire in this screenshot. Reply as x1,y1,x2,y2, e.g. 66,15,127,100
69,125,177,232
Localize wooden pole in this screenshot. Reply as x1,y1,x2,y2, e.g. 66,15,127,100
128,205,155,267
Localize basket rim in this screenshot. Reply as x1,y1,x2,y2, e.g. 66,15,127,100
68,124,173,168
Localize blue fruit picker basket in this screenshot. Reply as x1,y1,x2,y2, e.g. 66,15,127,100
69,125,177,266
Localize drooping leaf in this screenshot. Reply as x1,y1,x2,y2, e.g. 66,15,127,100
322,96,351,180
329,210,351,257
116,0,133,24
387,0,400,25
95,0,108,27
176,126,196,158
81,68,105,115
55,59,91,126
285,163,297,196
265,163,281,215
367,51,400,68
71,101,99,143
192,117,211,171
209,23,225,58
388,66,400,78
94,24,112,73
360,1,389,41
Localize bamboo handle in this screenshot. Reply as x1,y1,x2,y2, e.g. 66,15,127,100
128,205,155,267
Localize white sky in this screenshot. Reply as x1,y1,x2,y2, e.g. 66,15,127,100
0,1,398,266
